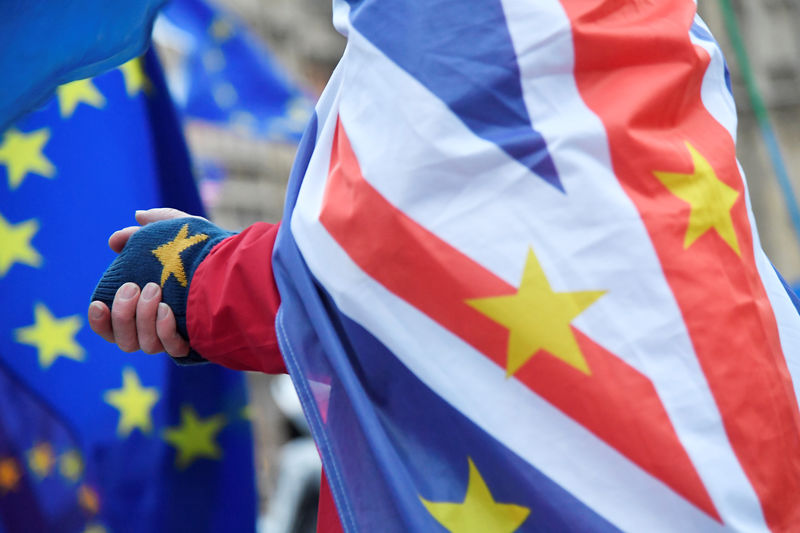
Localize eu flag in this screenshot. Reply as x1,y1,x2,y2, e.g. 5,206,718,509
0,50,256,532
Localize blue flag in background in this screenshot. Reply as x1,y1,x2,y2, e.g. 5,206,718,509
156,0,313,142
0,50,256,532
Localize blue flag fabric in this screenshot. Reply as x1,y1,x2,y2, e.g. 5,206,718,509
0,50,256,532
157,0,313,142
0,0,165,134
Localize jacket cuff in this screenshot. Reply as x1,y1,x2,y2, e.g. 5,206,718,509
90,217,234,364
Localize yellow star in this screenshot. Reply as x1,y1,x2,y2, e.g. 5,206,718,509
59,449,84,481
15,303,85,369
27,442,55,478
151,223,209,287
119,58,152,97
209,17,234,42
104,367,160,437
421,458,530,533
0,128,55,189
78,485,100,516
84,524,108,533
163,405,226,469
653,141,741,255
466,248,604,377
0,458,22,494
56,78,106,118
0,213,42,277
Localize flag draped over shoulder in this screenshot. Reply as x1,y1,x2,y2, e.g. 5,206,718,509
155,0,313,142
0,51,256,532
273,1,800,532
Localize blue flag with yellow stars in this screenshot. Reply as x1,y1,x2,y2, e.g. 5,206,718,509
155,0,313,142
0,50,256,532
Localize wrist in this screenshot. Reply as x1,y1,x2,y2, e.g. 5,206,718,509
91,217,234,363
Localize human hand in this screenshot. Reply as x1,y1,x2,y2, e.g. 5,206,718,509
88,208,204,357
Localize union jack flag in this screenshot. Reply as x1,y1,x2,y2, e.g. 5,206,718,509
273,1,800,531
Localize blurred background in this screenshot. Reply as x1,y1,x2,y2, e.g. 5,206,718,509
148,0,800,531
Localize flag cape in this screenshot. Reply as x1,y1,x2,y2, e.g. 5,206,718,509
273,1,800,531
0,51,256,532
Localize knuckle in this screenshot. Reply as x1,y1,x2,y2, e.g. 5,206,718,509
110,306,133,322
118,342,139,353
140,343,162,355
162,333,188,355
168,345,190,358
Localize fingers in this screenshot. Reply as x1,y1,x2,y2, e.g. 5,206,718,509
88,301,114,343
136,283,164,354
108,226,140,253
156,303,190,358
111,283,142,352
91,282,189,358
135,207,199,225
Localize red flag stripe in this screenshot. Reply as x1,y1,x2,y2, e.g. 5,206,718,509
319,118,719,520
559,2,800,529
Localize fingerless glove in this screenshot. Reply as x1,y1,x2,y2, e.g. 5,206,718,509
91,217,234,364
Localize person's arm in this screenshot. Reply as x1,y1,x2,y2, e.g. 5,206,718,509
186,220,285,373
88,208,285,374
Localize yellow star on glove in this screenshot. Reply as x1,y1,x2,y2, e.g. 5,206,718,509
152,223,209,287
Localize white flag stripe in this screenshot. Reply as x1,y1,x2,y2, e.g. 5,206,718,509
738,156,800,404
334,19,763,528
689,15,739,142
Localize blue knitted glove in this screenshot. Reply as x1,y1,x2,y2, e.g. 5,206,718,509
91,217,234,364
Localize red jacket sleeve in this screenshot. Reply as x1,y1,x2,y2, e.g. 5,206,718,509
186,221,286,374
187,221,344,533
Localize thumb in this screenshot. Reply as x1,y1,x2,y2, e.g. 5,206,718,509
108,226,141,254
135,207,205,225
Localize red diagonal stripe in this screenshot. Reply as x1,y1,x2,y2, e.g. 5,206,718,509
559,2,800,530
319,118,719,520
